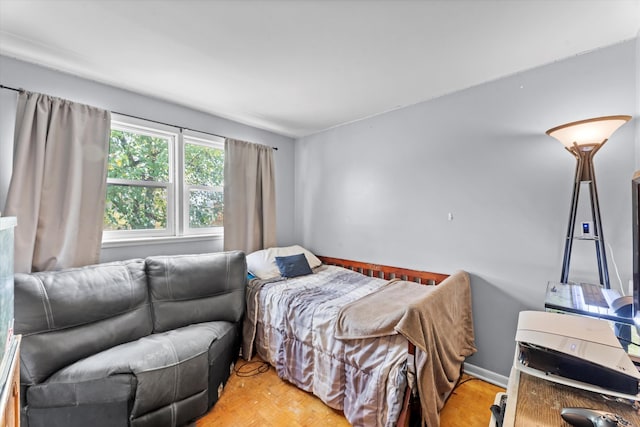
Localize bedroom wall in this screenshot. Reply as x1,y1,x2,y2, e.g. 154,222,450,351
0,55,297,260
294,40,637,380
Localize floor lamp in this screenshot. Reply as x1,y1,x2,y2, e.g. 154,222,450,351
546,115,631,289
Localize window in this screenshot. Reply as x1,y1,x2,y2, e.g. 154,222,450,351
183,135,224,232
103,116,224,241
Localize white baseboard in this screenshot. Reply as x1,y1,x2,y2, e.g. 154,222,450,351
463,362,509,389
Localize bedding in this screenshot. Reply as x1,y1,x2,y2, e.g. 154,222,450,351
242,262,476,427
336,270,477,427
246,245,322,279
275,253,313,277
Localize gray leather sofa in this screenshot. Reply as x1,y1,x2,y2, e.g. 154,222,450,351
13,251,246,427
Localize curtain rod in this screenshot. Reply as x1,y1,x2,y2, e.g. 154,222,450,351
0,84,278,151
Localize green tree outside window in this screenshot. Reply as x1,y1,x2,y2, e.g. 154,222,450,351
104,126,224,234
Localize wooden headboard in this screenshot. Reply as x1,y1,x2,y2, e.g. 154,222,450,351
317,256,448,286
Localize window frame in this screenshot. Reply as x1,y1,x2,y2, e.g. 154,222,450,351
181,131,225,236
102,115,224,243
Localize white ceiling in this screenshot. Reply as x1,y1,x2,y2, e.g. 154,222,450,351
0,0,639,138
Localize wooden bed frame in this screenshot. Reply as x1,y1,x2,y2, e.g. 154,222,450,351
317,256,449,285
317,256,451,427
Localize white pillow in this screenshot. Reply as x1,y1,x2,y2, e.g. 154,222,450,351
247,245,322,280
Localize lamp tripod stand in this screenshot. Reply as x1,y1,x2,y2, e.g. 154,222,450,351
561,143,609,288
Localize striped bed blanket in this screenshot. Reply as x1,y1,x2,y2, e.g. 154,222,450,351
242,265,475,427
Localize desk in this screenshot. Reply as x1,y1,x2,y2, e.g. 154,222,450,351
502,367,640,427
544,281,632,325
544,281,640,360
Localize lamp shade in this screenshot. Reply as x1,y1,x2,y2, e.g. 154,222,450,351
546,115,631,149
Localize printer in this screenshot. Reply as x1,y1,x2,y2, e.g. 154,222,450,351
515,311,640,399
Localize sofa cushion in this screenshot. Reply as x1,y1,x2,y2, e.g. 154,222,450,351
31,321,236,419
145,251,246,332
14,259,152,385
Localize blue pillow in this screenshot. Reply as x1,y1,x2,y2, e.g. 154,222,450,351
275,253,313,278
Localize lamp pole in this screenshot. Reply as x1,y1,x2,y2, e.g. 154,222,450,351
560,143,610,288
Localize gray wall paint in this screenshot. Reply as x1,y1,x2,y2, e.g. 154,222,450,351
294,41,638,377
0,55,296,259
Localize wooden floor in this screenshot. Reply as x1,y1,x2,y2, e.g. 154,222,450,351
197,358,505,427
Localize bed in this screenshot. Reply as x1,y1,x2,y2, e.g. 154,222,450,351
242,246,476,427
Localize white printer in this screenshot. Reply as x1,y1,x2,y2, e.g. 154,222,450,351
514,311,640,400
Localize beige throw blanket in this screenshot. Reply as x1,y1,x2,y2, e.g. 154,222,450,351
335,270,476,427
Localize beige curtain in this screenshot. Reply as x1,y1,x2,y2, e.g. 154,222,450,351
4,91,111,273
223,138,276,253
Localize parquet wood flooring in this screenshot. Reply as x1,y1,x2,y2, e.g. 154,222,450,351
196,358,505,426
440,374,505,426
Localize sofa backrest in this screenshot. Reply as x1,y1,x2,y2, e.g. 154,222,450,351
145,251,246,332
14,259,152,385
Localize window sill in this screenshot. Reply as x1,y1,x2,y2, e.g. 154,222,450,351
101,233,223,249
